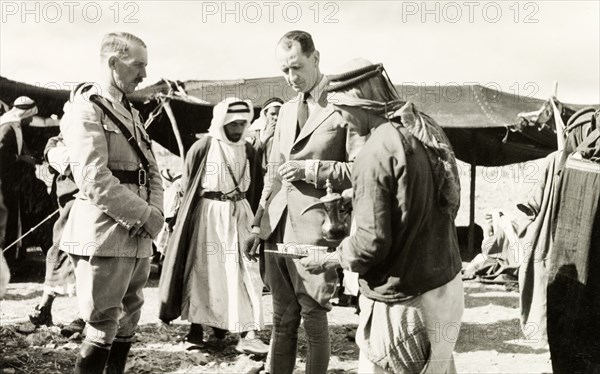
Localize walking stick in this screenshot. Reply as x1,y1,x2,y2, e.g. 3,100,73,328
2,209,60,253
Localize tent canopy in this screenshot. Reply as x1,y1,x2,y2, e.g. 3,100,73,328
2,75,597,166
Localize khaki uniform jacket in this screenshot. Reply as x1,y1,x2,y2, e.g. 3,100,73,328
59,85,163,258
253,88,364,246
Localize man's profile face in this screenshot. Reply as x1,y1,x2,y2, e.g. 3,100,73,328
265,106,281,127
224,120,246,142
111,42,148,94
276,41,319,94
335,104,371,137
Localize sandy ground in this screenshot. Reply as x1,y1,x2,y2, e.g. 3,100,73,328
0,152,554,372
0,254,552,373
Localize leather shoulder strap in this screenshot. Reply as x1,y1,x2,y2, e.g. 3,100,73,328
89,94,150,171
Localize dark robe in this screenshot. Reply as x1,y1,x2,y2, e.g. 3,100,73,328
0,124,56,264
547,128,600,374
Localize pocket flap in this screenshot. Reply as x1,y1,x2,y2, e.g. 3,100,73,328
102,121,121,134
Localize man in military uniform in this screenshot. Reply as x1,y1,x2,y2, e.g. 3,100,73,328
59,32,164,373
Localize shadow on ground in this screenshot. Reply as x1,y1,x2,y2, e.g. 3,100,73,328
1,320,359,374
456,319,548,355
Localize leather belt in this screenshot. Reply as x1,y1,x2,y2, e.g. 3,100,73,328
112,169,147,186
203,191,246,202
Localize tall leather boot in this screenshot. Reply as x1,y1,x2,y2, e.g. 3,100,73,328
104,341,132,374
74,341,110,374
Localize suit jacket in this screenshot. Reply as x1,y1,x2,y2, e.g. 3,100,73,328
59,84,164,258
254,90,364,246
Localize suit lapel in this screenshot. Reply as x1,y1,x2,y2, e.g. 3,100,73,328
294,97,333,145
280,99,299,157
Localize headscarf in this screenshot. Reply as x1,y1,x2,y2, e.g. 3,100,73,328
327,59,404,118
207,97,254,145
564,108,600,162
327,58,461,219
0,96,38,155
247,98,283,143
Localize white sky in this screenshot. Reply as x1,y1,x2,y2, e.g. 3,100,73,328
1,0,599,104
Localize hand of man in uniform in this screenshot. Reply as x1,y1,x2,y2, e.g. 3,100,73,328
130,226,151,239
278,161,306,183
130,206,163,238
143,206,164,239
243,233,261,262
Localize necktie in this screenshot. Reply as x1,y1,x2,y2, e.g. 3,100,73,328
121,95,132,113
297,92,310,131
121,95,137,141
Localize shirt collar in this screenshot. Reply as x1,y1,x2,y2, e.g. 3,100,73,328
306,75,328,103
99,83,125,104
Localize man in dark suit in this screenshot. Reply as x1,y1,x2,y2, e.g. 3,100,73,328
244,30,363,374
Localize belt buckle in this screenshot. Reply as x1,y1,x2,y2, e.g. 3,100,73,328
138,169,147,187
220,193,228,201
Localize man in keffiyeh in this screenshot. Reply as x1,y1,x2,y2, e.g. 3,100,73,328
246,97,283,175
300,58,464,374
159,97,269,355
0,96,38,261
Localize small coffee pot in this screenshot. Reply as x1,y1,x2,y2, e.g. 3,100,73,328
301,179,351,243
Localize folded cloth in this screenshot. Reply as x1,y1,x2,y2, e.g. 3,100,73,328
356,273,463,374
356,294,430,373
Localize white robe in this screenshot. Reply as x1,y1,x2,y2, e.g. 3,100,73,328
181,138,264,332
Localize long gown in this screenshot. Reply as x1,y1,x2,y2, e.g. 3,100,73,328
180,137,264,333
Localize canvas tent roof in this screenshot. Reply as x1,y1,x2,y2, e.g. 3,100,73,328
2,75,597,166
132,77,598,165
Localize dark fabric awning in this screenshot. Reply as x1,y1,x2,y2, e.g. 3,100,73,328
3,76,597,166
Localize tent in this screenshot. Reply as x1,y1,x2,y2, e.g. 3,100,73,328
133,78,598,166
5,75,595,165
2,75,597,255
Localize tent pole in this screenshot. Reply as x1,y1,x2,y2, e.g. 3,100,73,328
468,133,477,260
162,98,186,164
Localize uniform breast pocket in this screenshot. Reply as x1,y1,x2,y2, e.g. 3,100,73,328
101,121,134,163
102,121,123,148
